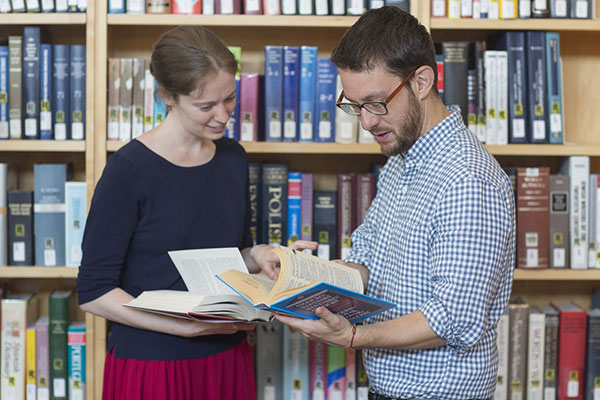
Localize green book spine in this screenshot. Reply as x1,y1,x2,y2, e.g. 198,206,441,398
49,290,71,400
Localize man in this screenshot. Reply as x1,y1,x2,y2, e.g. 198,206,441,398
274,6,515,400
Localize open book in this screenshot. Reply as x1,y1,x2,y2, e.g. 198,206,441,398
124,248,272,322
216,246,396,323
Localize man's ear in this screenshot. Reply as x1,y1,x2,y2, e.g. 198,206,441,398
413,65,435,100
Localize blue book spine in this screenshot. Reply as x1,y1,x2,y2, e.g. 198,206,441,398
299,46,317,142
546,32,563,144
153,80,167,127
0,46,8,140
65,182,86,267
526,31,548,144
287,171,302,245
70,45,86,140
67,322,86,400
283,46,300,142
108,0,125,12
265,46,283,142
315,58,337,143
23,26,41,140
502,31,528,144
40,44,52,140
33,163,67,266
52,45,70,141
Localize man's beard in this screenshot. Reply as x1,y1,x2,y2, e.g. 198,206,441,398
381,90,423,157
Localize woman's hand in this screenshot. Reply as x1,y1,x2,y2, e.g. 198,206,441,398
178,320,256,338
252,240,319,280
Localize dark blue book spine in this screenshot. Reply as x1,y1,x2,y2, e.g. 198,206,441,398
315,58,336,143
526,31,548,144
23,26,41,140
546,32,563,144
7,190,34,266
282,46,299,142
248,163,262,245
260,164,288,246
298,46,317,143
313,189,337,260
40,44,52,140
0,46,8,140
52,45,70,141
503,31,528,144
384,0,407,11
264,46,283,142
70,45,85,140
586,311,600,400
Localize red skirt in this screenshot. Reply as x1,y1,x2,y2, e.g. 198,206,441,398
103,339,256,400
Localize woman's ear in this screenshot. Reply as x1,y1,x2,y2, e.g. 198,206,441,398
158,87,175,107
413,65,435,100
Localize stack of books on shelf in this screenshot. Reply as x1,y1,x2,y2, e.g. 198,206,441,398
0,26,87,141
431,0,594,19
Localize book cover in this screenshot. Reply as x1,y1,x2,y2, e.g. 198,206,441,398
516,167,550,269
67,321,86,400
36,316,50,400
315,58,337,143
153,79,167,127
248,163,261,245
52,44,70,141
585,308,600,400
309,341,328,400
260,164,288,246
300,173,314,247
441,41,469,125
225,46,241,141
0,46,8,139
265,46,283,142
355,173,375,228
335,74,358,144
508,298,530,400
239,73,259,142
545,32,563,144
526,31,548,144
70,44,86,140
143,66,154,133
131,57,145,139
528,306,546,400
541,305,559,400
256,321,284,400
553,303,586,400
65,181,87,267
327,346,346,400
34,163,67,266
26,322,36,400
40,43,52,140
495,309,509,400
283,328,310,400
119,57,133,142
107,58,121,140
549,174,569,268
283,46,300,142
314,189,337,260
49,290,72,400
9,36,22,139
288,172,302,245
8,190,34,266
298,46,317,142
23,26,41,140
338,173,356,260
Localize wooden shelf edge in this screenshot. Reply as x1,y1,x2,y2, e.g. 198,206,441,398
0,140,86,152
0,13,87,25
430,18,600,31
0,266,79,278
514,268,600,280
107,14,358,27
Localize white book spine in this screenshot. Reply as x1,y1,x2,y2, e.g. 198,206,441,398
461,0,473,17
589,174,598,268
334,75,358,144
448,0,461,17
484,51,497,145
562,156,590,269
0,163,6,266
527,311,545,400
496,50,508,145
488,0,500,17
495,311,509,400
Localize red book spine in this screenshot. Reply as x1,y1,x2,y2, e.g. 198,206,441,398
240,73,259,142
555,305,586,400
337,173,356,260
171,0,201,13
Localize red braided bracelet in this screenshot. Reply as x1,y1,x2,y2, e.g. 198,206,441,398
349,324,357,351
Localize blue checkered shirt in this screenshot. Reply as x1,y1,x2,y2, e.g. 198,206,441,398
346,106,516,400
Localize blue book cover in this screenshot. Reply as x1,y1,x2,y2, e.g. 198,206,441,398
265,45,283,142
315,58,337,143
525,31,548,144
546,32,563,144
23,26,41,140
299,46,317,142
52,45,70,141
287,172,302,245
225,46,241,141
33,163,67,266
283,46,300,142
67,322,86,400
283,329,310,400
40,44,52,140
153,80,167,127
70,45,86,140
65,181,86,267
0,46,8,140
108,0,125,12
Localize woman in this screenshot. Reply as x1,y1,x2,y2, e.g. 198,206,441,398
76,25,315,399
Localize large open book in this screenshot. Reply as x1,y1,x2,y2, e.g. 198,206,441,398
124,248,272,322
216,246,396,323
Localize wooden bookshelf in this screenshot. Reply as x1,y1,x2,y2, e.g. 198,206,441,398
430,17,600,31
0,140,86,152
0,267,79,279
107,14,360,27
0,13,86,25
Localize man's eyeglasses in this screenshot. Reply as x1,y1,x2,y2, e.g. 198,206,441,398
336,70,416,116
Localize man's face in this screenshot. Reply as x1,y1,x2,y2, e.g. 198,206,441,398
339,66,423,157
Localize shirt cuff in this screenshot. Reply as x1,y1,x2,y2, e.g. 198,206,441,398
420,298,468,354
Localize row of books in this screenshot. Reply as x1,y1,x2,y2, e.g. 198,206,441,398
107,0,408,15
0,0,86,12
0,163,87,267
251,322,369,400
0,290,85,400
0,27,87,141
495,299,600,400
431,0,594,19
437,31,564,145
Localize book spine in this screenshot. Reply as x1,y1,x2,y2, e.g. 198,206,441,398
52,44,70,141
146,0,172,12
260,164,289,246
153,79,167,127
484,50,498,144
70,45,86,140
67,323,86,400
447,0,461,17
435,53,444,104
125,0,144,12
495,50,508,144
356,350,368,400
549,174,569,268
26,324,37,400
1,300,28,400
262,0,280,13
314,0,327,14
500,0,517,17
508,303,529,400
299,46,317,142
543,310,559,400
585,313,600,400
119,58,133,142
313,190,337,260
518,0,531,16
131,58,145,139
474,40,486,143
347,0,366,14
315,58,336,143
546,32,563,144
309,341,328,400
466,68,477,135
10,0,26,11
300,173,314,245
239,73,259,142
527,310,546,400
244,0,263,13
589,174,598,269
280,0,295,14
442,41,469,125
283,329,310,400
107,58,121,140
327,345,346,400
504,31,528,143
355,173,375,228
216,0,241,13
143,66,154,133
335,74,358,144
248,163,262,245
495,311,509,400
256,322,284,400
36,318,50,400
287,172,302,245
40,0,54,12
557,308,586,400
171,0,201,12
225,46,241,141
0,46,8,139
23,27,41,140
203,0,215,12
7,190,34,266
33,164,67,266
549,0,568,17
345,349,356,400
431,0,446,16
283,46,300,142
65,181,87,267
526,31,548,144
338,173,356,260
570,0,591,18
40,44,52,140
0,164,4,266
49,293,71,400
9,36,22,139
298,0,312,14
265,46,283,142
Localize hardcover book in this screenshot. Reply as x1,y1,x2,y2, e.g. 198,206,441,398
549,0,568,17
130,57,144,139
217,246,396,323
283,329,310,400
300,173,314,248
549,174,569,268
248,163,261,245
495,309,509,400
346,348,357,400
484,50,498,144
327,346,346,400
172,0,200,12
119,58,133,142
67,321,86,400
315,58,337,143
153,79,167,127
260,164,288,246
1,164,8,265
239,73,259,142
528,306,546,400
36,316,50,400
0,46,8,139
356,350,368,400
26,322,36,400
256,321,284,400
22,26,41,140
335,74,358,144
52,44,70,141
8,190,34,266
338,173,356,260
355,173,375,228
541,305,559,400
65,181,87,267
49,290,72,400
441,41,469,125
508,298,530,400
283,46,300,142
143,66,154,133
9,36,22,139
299,46,317,142
225,46,241,141
313,189,337,260
526,31,548,144
585,308,600,400
215,0,241,13
309,341,328,400
553,303,586,400
545,32,563,144
40,44,52,140
265,46,283,142
288,172,302,245
107,58,120,140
